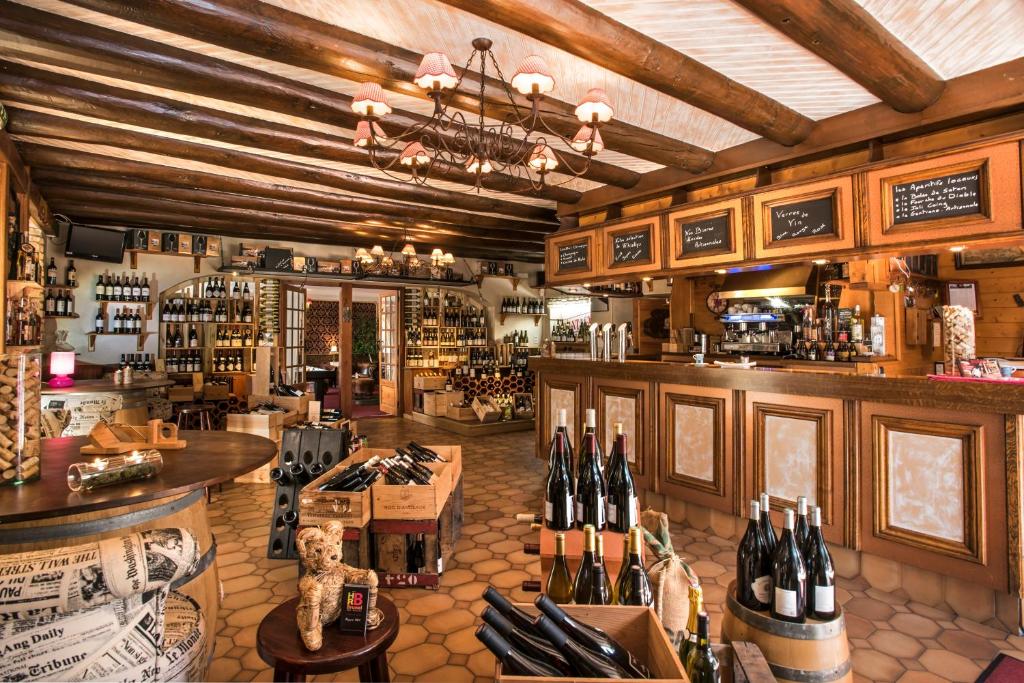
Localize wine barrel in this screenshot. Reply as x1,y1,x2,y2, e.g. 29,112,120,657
721,580,852,683
0,489,220,637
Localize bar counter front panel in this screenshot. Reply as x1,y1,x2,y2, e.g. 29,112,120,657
531,357,1024,600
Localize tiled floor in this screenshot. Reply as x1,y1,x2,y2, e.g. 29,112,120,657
207,418,1024,682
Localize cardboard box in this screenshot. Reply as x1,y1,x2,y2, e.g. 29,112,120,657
513,392,535,419
206,236,222,257
448,405,476,421
202,383,230,400
249,393,309,421
413,374,448,391
472,395,501,423
177,234,192,255
422,390,464,417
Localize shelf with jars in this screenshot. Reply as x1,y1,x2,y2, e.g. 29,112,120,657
158,275,261,375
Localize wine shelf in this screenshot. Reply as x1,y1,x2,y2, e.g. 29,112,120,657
44,313,80,319
86,331,151,352
474,273,521,291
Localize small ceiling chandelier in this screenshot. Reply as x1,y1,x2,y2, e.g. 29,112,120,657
354,242,454,279
351,38,613,193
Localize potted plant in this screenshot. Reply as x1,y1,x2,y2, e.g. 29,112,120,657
352,315,378,376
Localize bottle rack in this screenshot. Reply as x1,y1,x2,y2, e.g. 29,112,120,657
404,286,488,369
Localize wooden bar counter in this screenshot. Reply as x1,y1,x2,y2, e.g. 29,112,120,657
530,355,1024,630
0,431,278,634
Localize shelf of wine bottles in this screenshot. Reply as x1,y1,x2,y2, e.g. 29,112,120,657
404,285,487,368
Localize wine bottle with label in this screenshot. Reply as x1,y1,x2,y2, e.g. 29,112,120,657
595,533,613,602
678,584,703,664
534,614,630,678
684,613,721,683
575,428,606,530
794,495,811,555
759,492,778,557
484,587,543,637
605,422,638,532
771,509,807,623
481,607,573,676
576,408,605,480
616,527,653,606
736,499,772,611
547,532,574,604
534,593,652,678
475,624,562,677
549,408,575,484
544,432,575,531
572,525,597,604
804,506,836,620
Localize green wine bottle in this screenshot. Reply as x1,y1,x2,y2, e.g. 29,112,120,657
678,584,703,664
616,527,652,605
595,533,614,601
685,613,721,683
573,525,597,604
546,532,574,604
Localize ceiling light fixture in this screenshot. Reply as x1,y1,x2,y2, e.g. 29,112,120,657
352,38,612,193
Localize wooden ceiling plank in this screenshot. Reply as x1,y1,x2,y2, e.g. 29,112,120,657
732,0,944,113
59,0,713,171
16,143,554,233
565,55,1024,215
4,106,555,221
0,59,583,204
0,0,640,189
437,0,813,146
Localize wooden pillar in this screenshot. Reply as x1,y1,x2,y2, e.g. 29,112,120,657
339,283,353,421
669,277,694,330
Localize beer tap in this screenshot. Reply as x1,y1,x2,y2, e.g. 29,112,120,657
616,322,630,361
600,323,613,362
588,322,600,360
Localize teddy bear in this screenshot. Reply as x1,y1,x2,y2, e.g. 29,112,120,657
295,520,379,651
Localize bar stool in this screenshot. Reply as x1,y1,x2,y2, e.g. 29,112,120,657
176,403,215,431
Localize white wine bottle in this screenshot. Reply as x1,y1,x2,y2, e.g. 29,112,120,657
573,524,597,604
546,532,574,604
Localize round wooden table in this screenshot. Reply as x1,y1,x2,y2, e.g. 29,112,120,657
257,594,400,682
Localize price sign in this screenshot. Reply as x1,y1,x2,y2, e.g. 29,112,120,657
557,241,590,273
610,227,652,266
770,196,836,243
892,170,981,224
680,214,731,255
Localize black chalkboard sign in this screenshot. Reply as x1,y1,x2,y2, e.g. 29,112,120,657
610,227,652,266
891,170,981,225
557,240,590,273
770,196,836,242
680,214,731,255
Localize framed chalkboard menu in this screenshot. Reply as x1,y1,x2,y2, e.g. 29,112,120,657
668,198,744,269
610,227,652,266
753,177,854,258
546,229,598,283
891,170,982,225
769,195,836,243
601,218,662,275
557,240,590,273
681,214,731,255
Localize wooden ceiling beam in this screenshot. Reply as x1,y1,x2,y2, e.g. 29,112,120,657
733,0,944,113
31,167,550,240
0,0,639,189
61,0,714,171
17,143,554,234
0,60,580,204
5,107,553,221
565,56,1024,215
437,0,813,146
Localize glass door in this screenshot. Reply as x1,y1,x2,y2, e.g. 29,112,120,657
378,292,398,414
281,283,305,386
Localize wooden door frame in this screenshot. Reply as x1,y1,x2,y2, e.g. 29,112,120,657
339,283,353,421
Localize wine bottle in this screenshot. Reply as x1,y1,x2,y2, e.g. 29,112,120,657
759,492,778,557
546,532,574,604
617,527,653,606
588,562,611,605
534,594,652,678
548,408,575,487
484,587,543,637
572,524,597,604
605,422,638,532
544,430,575,531
534,614,630,678
684,613,721,683
481,607,573,676
804,506,836,620
678,584,703,664
794,495,811,555
575,429,606,530
736,499,772,611
475,624,563,677
595,533,613,602
576,408,605,480
269,467,292,486
771,509,807,623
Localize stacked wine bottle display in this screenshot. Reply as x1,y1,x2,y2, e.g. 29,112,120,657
736,492,836,623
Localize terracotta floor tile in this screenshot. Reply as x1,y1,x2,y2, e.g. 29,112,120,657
852,650,905,681
891,612,943,639
920,650,982,682
390,643,450,676
868,631,924,659
423,609,475,635
937,630,1000,660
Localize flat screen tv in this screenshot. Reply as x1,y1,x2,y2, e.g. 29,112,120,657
65,224,126,263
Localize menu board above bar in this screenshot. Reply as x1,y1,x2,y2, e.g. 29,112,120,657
557,240,590,273
681,214,730,254
770,195,836,242
610,227,652,266
892,170,981,224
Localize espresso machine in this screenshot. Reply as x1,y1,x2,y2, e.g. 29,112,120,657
719,312,795,356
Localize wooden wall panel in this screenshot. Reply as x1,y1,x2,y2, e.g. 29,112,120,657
537,371,589,462
658,383,735,514
592,377,653,492
936,251,1024,357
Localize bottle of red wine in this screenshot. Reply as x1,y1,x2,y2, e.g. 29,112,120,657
544,433,575,531
534,614,630,678
534,594,651,678
481,607,573,676
804,506,836,620
759,491,778,557
484,587,543,637
549,408,575,485
605,422,638,532
794,495,811,555
771,509,807,623
576,408,605,481
475,624,563,677
736,499,772,611
575,429,606,530
572,525,597,604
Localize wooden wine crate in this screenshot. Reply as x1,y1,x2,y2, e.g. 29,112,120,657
299,452,375,527
249,393,310,421
226,410,292,441
413,374,447,390
496,604,687,682
472,395,501,422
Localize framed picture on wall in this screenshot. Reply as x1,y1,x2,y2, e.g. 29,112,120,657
954,245,1024,269
946,280,980,318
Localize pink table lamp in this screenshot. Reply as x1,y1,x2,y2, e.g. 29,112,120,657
49,351,76,388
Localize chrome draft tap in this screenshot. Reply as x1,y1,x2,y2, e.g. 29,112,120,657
588,322,600,360
601,323,613,362
616,322,630,361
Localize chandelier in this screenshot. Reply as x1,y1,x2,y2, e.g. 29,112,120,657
354,243,455,280
350,38,614,192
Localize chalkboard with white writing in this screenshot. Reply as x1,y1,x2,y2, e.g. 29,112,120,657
557,240,590,273
610,227,652,266
681,214,731,255
770,196,836,243
892,170,981,224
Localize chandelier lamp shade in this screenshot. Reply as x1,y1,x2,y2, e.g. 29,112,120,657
350,37,613,193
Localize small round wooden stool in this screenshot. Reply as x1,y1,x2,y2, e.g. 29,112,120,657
176,403,215,430
257,594,399,682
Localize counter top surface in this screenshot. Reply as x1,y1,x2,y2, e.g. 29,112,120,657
40,378,175,395
529,356,1024,414
0,431,278,523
